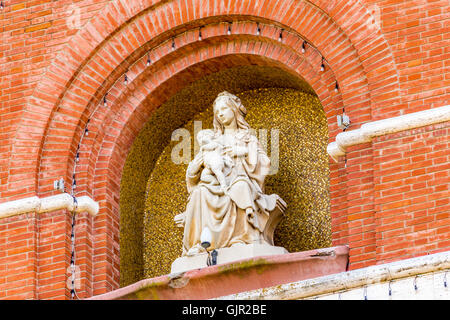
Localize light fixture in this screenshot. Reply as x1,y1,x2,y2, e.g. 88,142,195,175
200,227,211,249
320,57,325,72
337,113,350,130
201,227,218,266
146,53,151,66
414,276,418,291
124,73,128,85
103,93,107,106
335,81,339,92
0,2,3,10
227,22,232,35
278,28,283,42
85,119,90,136
302,41,306,53
256,23,261,35
198,27,202,41
53,178,65,192
171,38,175,51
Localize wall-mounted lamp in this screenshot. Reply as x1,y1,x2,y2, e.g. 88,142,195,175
337,113,350,130
53,178,65,193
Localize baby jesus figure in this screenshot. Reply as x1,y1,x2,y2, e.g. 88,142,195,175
197,129,234,192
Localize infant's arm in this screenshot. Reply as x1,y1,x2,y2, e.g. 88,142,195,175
201,141,220,151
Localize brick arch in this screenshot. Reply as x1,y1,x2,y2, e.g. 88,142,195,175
7,0,399,198
64,22,346,291
5,0,401,293
55,21,346,198
88,45,332,201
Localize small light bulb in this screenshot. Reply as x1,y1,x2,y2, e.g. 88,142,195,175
302,41,306,53
278,29,283,42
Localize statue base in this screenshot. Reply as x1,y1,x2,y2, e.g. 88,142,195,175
170,243,288,274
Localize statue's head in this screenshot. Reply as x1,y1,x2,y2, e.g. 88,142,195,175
212,91,250,134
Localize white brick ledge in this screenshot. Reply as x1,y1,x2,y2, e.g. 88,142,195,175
328,104,450,161
216,250,450,300
0,193,99,220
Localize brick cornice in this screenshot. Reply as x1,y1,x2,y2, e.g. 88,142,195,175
0,193,99,220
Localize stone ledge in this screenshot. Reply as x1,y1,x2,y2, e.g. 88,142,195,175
216,250,450,300
88,245,349,300
0,193,99,219
171,244,288,273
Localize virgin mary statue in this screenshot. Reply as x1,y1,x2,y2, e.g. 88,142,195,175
174,91,286,261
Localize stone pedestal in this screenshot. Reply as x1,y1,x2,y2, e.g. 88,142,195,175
171,243,288,274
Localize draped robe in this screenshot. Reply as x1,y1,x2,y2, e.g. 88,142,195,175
181,129,279,256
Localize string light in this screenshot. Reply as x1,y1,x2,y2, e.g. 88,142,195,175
278,28,283,42
256,23,261,35
388,281,393,297
198,27,202,41
227,22,232,35
124,72,128,85
335,81,339,92
103,93,107,107
414,276,418,291
171,38,175,51
302,41,307,53
146,53,151,67
69,196,80,300
0,1,4,10
84,119,90,136
363,286,368,300
75,146,80,163
320,57,325,72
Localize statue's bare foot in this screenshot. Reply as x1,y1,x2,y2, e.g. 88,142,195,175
230,241,245,247
186,244,204,256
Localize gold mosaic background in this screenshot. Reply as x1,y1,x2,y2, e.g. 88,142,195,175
120,66,330,286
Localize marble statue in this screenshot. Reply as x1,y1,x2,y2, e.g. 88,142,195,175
172,91,286,271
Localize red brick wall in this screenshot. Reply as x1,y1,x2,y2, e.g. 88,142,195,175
373,122,450,264
0,0,449,298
